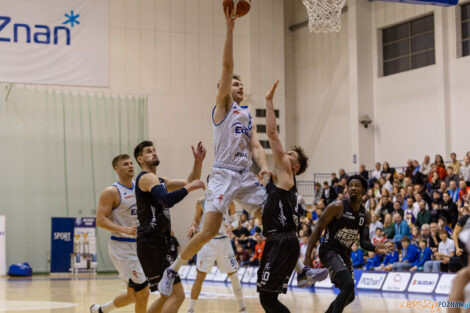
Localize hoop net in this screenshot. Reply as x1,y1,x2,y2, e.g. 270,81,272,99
302,0,347,33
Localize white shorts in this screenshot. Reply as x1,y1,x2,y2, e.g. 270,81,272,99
205,167,266,215
108,239,147,285
196,237,238,274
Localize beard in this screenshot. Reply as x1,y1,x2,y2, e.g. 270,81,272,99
350,194,358,202
153,159,160,166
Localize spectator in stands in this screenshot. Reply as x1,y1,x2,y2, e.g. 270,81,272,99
351,242,364,269
415,201,431,229
300,235,308,262
335,177,347,194
404,203,415,226
387,236,419,271
330,172,339,186
373,181,382,198
392,201,404,218
446,166,460,186
380,177,393,194
231,222,252,250
410,225,420,245
382,161,396,183
369,162,382,187
365,251,382,271
435,154,446,170
383,213,395,239
428,171,442,193
360,164,369,180
424,230,455,272
321,181,337,205
414,183,433,207
338,168,348,180
375,241,398,271
421,224,431,246
438,217,452,235
242,233,265,266
409,238,433,272
439,181,448,195
458,180,470,204
393,212,411,249
372,228,386,246
450,152,462,175
369,213,383,239
405,159,415,178
442,192,458,227
449,180,460,203
378,195,393,219
366,198,379,217
460,156,470,187
235,244,250,265
420,155,432,178
405,197,419,220
429,222,442,251
247,218,261,236
313,182,322,204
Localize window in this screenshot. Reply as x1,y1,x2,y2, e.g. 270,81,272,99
255,109,279,118
462,3,470,57
382,14,435,76
256,125,280,133
260,140,271,149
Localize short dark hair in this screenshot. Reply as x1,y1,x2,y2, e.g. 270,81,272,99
438,229,448,236
293,145,309,175
401,236,410,243
217,74,242,88
112,154,130,168
347,175,368,192
134,141,154,165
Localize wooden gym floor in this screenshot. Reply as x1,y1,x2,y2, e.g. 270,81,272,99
0,275,447,312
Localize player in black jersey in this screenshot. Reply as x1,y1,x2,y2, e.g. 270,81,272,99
304,175,388,313
133,140,206,313
256,81,328,313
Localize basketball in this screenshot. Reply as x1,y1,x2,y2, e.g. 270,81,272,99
223,0,251,18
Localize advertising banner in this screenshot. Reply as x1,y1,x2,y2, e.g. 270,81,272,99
0,0,108,86
408,273,439,293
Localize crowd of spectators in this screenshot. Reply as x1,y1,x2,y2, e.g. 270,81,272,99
306,152,470,273
188,152,470,274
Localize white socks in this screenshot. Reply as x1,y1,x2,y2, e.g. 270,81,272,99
229,274,245,310
100,300,115,313
295,259,305,273
171,255,183,272
188,298,197,311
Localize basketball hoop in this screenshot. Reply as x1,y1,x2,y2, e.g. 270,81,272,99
302,0,347,33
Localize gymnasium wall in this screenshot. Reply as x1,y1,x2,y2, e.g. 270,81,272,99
286,0,470,175
107,0,287,254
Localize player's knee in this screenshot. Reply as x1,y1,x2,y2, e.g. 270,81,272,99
201,227,219,241
174,286,185,303
135,286,150,302
259,291,275,310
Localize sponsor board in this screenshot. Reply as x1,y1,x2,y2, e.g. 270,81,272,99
382,272,411,292
435,273,456,294
407,273,439,293
356,272,386,290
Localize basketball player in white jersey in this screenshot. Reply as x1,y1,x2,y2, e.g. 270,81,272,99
90,154,149,313
160,7,318,296
187,177,246,313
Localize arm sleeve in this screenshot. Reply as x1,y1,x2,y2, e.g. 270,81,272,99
150,185,188,208
360,226,377,252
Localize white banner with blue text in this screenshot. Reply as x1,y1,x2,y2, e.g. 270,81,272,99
0,0,108,86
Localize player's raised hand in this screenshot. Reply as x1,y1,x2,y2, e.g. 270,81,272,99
265,80,279,101
256,169,274,185
191,141,206,163
225,6,236,29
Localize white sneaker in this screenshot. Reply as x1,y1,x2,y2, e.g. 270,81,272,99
89,304,101,313
158,268,179,297
297,267,328,287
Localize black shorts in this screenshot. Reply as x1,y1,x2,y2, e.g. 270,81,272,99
257,233,300,294
137,235,181,292
319,246,353,288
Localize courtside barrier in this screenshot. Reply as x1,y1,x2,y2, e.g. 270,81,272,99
178,266,456,295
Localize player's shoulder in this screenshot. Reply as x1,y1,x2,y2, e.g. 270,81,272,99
100,185,120,202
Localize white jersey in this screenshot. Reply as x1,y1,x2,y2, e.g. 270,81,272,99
109,181,137,238
199,199,228,238
212,102,253,171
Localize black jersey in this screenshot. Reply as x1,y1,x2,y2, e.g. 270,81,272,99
262,177,298,236
321,199,366,259
135,171,171,239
